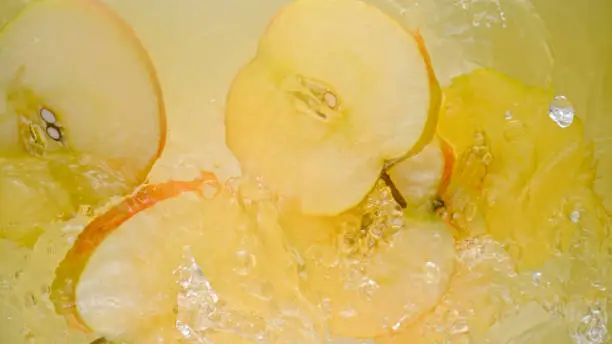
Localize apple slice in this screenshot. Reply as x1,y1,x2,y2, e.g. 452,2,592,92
436,69,606,269
386,136,454,214
226,0,440,215
280,180,455,338
0,0,165,212
50,176,325,343
50,172,217,334
377,237,519,344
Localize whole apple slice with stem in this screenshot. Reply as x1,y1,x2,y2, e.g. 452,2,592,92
279,179,455,339
377,237,520,344
226,0,440,216
0,0,165,232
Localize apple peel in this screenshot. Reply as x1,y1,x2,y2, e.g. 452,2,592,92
50,171,219,331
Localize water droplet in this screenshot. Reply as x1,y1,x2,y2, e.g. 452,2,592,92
504,110,513,120
532,271,543,286
549,95,575,128
571,306,608,344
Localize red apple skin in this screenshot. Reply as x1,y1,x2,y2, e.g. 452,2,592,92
50,171,219,332
399,30,442,160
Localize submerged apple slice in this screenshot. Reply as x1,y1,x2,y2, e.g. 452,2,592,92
280,180,455,338
0,0,165,204
50,173,218,335
226,0,440,215
436,69,606,268
377,237,519,344
50,175,324,342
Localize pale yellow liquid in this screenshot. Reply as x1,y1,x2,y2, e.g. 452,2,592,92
0,0,611,343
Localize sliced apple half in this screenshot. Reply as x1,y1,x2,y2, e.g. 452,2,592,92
436,69,606,269
0,0,165,225
226,0,440,215
280,180,455,338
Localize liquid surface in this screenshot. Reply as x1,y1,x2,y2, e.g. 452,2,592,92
1,0,611,343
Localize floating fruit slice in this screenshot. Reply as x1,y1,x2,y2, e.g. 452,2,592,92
226,0,440,215
50,173,217,337
386,137,454,214
0,0,165,217
50,175,324,343
280,180,455,338
437,69,607,268
377,237,520,344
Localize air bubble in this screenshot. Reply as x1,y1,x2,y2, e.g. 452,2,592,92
532,271,543,286
571,306,608,344
549,95,575,128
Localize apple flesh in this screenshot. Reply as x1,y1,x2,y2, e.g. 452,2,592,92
437,69,606,269
50,172,218,333
51,176,321,343
280,180,455,338
226,0,440,215
386,137,454,214
377,237,517,344
0,0,165,231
